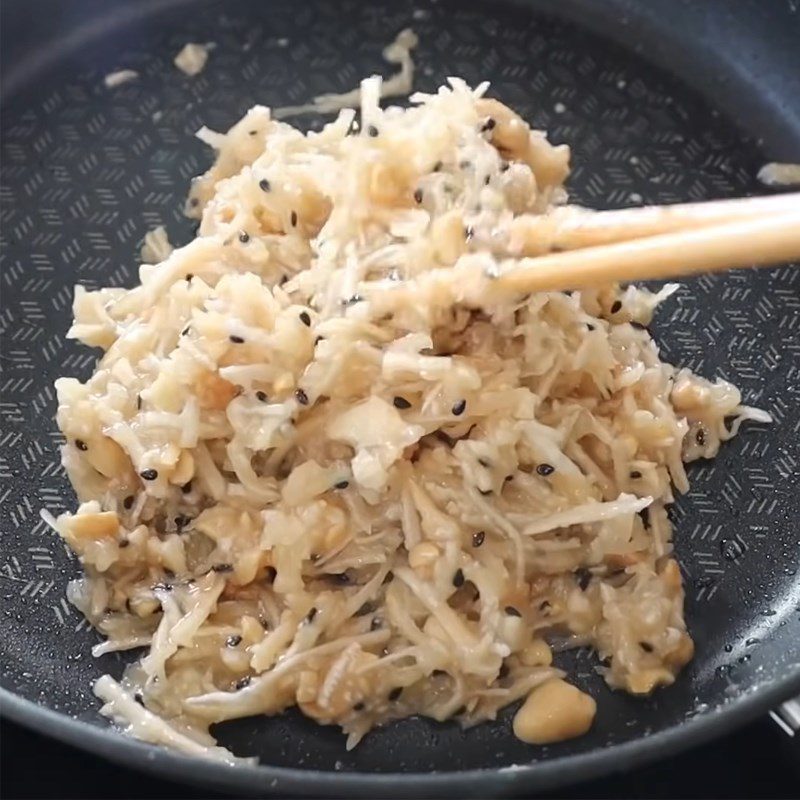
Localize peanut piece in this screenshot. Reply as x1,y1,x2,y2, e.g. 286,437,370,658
513,678,596,744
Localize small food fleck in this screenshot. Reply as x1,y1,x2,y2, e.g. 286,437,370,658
174,42,212,77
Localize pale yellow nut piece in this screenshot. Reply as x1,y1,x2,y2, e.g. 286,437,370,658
273,372,295,394
64,512,120,541
195,370,239,410
671,378,710,412
430,210,466,265
663,633,694,669
513,678,596,744
408,542,440,572
369,162,410,207
520,638,553,667
128,595,160,618
660,558,683,594
240,615,265,645
85,436,133,480
169,450,195,486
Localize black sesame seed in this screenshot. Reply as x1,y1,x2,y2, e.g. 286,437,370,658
452,569,465,588
226,635,242,647
630,470,642,479
355,601,376,617
696,427,706,446
295,388,309,405
345,294,363,306
432,160,443,172
481,117,496,132
186,273,194,282
464,226,474,242
314,335,324,345
472,531,485,547
353,701,366,711
388,686,403,701
75,438,88,451
181,326,190,336
137,395,142,410
235,676,252,690
504,606,521,617
305,607,318,624
239,231,250,243
174,514,191,532
258,178,271,192
211,563,233,573
452,399,467,416
586,323,596,332
229,334,245,344
134,692,145,706
181,481,192,494
248,130,257,136
639,641,654,653
393,396,412,410
413,188,423,204
500,161,510,172
119,539,130,548
484,174,491,185
189,197,200,207
290,211,298,227
334,479,349,490
478,458,490,468
367,124,379,137
610,300,622,314
576,568,592,591
639,507,651,529
536,463,555,476
299,311,311,327
256,390,268,402
140,468,158,481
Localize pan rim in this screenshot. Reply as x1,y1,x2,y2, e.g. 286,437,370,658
3,670,800,797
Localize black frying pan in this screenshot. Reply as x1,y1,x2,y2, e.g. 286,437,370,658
1,0,799,796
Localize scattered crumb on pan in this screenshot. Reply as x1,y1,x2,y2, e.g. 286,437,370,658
104,69,139,88
757,162,800,187
174,42,215,76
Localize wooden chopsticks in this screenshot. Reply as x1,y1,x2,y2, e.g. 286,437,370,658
498,193,800,294
508,192,800,255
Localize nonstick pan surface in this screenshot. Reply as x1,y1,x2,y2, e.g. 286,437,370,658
1,0,799,796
